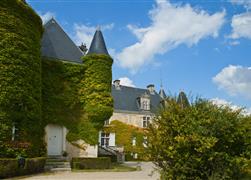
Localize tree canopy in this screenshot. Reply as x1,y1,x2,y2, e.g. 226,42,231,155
148,97,251,179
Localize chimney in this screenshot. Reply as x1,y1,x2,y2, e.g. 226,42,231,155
114,80,121,90
147,84,155,94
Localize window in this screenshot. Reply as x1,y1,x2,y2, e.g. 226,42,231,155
101,132,110,147
143,116,151,128
104,119,110,126
132,137,136,146
141,99,150,110
143,136,148,147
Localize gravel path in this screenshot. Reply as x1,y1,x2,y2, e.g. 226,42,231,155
22,162,159,180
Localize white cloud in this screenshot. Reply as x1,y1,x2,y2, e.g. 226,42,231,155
211,98,240,111
117,77,135,87
229,40,240,46
73,23,114,47
211,97,251,115
229,12,251,39
39,12,55,24
213,65,251,98
231,0,251,10
116,0,225,73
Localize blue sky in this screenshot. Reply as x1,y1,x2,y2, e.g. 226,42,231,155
27,0,251,112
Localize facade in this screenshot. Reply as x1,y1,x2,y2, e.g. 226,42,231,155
41,18,166,158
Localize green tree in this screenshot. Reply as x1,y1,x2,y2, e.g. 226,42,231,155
148,97,251,179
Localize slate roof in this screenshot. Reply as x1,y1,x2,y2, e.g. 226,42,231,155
112,85,163,114
41,18,83,63
87,29,109,55
159,88,167,99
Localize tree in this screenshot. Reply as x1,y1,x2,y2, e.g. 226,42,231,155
148,97,251,179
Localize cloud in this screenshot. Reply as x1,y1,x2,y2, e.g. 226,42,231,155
213,65,251,98
117,77,135,87
211,97,240,110
231,0,251,10
39,11,55,24
229,12,251,39
229,40,240,46
116,0,225,73
73,23,114,47
211,97,251,115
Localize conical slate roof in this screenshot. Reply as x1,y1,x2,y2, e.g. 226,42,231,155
87,28,109,55
159,88,167,99
177,91,190,108
41,18,83,63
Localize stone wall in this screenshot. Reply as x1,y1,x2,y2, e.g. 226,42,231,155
109,112,153,128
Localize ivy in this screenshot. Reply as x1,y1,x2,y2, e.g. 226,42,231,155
42,55,113,145
103,120,148,160
0,0,44,157
0,0,114,156
82,54,113,129
42,58,99,145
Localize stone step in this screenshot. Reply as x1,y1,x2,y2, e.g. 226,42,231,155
46,161,70,165
45,156,71,171
46,158,68,162
49,167,71,172
45,164,71,169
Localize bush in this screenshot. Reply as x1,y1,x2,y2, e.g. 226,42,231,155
0,157,46,178
72,157,111,169
98,155,117,162
148,98,251,180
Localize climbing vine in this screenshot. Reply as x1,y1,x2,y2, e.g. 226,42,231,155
103,120,148,160
81,54,113,130
0,0,44,157
42,58,99,145
0,0,114,156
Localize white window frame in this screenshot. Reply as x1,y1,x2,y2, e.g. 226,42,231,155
142,116,151,128
132,137,136,146
100,132,110,147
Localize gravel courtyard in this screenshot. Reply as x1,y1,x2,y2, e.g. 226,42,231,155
21,162,159,180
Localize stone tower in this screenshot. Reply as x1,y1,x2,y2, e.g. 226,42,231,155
82,28,113,129
0,0,44,157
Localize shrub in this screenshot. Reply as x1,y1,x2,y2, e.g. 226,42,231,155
72,157,111,169
148,98,251,180
0,157,46,178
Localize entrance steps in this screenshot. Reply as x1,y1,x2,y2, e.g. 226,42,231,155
45,156,71,171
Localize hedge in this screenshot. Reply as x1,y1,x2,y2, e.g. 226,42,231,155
0,0,44,157
0,157,46,178
72,157,111,169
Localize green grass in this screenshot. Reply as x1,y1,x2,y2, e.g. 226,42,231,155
72,163,138,172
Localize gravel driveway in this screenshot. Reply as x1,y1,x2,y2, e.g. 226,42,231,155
22,162,159,180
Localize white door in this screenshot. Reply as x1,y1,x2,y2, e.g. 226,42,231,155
46,124,63,156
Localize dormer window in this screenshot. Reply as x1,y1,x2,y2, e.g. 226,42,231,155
139,92,150,111
142,100,150,110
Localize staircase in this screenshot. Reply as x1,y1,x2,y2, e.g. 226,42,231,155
98,146,125,163
45,156,71,172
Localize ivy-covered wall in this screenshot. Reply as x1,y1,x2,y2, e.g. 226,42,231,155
0,0,114,157
42,55,113,145
82,54,113,129
0,0,44,157
42,58,98,145
103,120,148,160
